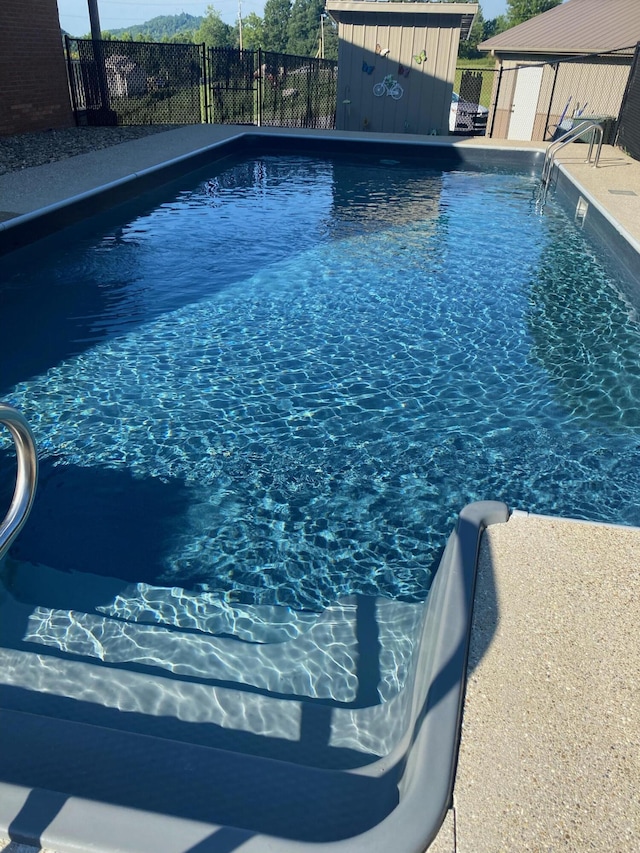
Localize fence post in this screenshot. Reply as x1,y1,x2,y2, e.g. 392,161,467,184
614,41,640,148
488,66,502,138
543,62,560,140
257,47,263,127
64,35,80,125
201,43,209,124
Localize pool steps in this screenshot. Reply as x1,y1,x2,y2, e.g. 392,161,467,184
0,561,425,764
0,500,509,852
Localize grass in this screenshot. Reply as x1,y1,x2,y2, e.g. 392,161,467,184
454,65,497,110
456,56,497,70
113,85,203,124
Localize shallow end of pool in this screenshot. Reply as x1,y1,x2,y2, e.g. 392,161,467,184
0,500,509,853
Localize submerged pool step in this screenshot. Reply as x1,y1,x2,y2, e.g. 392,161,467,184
0,560,426,769
0,501,510,853
1,558,423,705
0,704,402,845
4,557,319,643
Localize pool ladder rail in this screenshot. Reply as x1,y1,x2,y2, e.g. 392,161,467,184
538,120,604,207
0,403,38,562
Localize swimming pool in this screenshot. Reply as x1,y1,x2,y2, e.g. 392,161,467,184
1,140,640,851
3,151,640,606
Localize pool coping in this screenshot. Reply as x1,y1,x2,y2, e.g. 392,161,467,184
448,508,640,852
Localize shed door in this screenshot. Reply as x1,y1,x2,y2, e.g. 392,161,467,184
508,65,543,140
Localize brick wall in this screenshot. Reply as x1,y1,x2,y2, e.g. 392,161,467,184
0,0,74,136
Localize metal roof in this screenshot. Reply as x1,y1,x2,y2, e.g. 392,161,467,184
326,2,478,40
480,0,640,55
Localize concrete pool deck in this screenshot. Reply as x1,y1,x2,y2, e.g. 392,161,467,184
0,126,639,852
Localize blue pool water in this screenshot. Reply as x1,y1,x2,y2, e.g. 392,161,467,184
2,154,640,611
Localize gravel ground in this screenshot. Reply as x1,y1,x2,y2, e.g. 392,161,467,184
0,125,179,176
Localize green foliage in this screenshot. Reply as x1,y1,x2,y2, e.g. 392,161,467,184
506,0,562,27
194,5,235,48
263,0,292,53
108,13,203,41
78,2,333,60
240,13,265,50
164,31,196,44
458,8,485,59
321,15,339,60
482,15,509,40
287,0,324,57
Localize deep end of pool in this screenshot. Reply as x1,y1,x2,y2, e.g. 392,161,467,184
0,501,509,853
0,133,544,257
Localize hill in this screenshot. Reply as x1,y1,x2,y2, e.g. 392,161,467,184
108,13,203,41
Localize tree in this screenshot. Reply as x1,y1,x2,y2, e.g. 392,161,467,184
321,15,339,60
287,0,323,58
263,0,291,53
482,15,509,41
165,31,196,44
240,12,265,50
506,0,562,28
194,5,235,48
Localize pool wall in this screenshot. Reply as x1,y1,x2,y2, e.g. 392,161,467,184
0,501,509,853
552,162,640,298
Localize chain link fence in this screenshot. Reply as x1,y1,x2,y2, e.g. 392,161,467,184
65,37,639,153
617,42,640,161
206,47,256,125
66,39,338,130
66,37,205,126
257,51,338,129
452,67,496,135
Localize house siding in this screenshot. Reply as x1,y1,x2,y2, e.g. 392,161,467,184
0,0,74,136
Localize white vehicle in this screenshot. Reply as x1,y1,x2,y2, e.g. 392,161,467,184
449,91,489,133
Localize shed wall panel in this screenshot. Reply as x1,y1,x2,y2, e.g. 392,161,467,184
331,6,468,134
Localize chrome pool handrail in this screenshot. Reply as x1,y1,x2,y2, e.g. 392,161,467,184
540,121,604,196
0,403,38,562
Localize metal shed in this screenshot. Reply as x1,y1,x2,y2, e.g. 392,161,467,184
326,1,477,135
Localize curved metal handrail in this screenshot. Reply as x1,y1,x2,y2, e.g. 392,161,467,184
541,120,604,186
0,403,38,562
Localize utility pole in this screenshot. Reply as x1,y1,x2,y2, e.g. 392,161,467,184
238,0,243,50
87,0,111,121
87,0,101,40
320,13,325,59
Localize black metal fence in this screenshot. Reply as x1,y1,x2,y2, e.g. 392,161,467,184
65,38,338,130
452,67,496,134
486,48,636,143
257,51,338,129
617,42,640,161
66,38,205,125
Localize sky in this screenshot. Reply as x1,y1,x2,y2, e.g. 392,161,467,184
57,0,510,35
